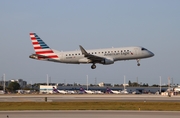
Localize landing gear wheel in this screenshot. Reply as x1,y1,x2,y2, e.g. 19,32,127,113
91,64,96,69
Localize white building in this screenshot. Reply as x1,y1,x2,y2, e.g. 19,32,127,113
39,85,57,94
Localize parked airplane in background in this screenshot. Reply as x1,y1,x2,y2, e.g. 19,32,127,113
29,33,154,69
94,90,103,94
120,89,129,94
79,87,95,94
58,90,68,94
174,86,180,92
111,90,121,94
84,90,95,94
67,90,76,94
52,87,68,94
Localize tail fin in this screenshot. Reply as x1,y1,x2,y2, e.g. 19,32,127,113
106,87,112,94
79,87,85,94
53,87,59,93
29,33,59,59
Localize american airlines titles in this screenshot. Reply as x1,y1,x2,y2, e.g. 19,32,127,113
66,50,133,59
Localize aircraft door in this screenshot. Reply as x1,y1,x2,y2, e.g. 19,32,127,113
59,53,63,61
134,48,139,55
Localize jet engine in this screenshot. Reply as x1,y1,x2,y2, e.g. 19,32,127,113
101,58,114,65
79,58,92,63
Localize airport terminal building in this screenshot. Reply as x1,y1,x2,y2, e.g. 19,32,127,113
39,84,168,94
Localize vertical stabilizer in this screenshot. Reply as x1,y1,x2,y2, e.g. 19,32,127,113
29,33,59,59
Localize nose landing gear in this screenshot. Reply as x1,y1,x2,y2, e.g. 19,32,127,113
137,59,140,66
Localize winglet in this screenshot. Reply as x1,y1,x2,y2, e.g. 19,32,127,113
79,45,88,56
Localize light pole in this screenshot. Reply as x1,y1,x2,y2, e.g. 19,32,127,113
124,75,126,90
87,75,88,90
47,74,49,86
159,76,161,93
3,74,5,92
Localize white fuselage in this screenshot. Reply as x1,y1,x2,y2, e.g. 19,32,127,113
50,46,154,64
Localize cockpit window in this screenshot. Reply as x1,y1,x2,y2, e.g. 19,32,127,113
141,48,147,51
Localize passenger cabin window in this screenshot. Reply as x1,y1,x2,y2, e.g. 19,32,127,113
78,53,80,55
69,54,71,56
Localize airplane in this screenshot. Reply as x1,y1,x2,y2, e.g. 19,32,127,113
94,90,103,94
105,87,121,94
111,90,121,94
67,90,76,94
29,33,154,69
120,89,129,94
174,86,180,92
52,87,68,94
79,87,95,94
84,90,95,94
58,90,68,94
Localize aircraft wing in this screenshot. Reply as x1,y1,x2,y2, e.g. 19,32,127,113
79,45,105,62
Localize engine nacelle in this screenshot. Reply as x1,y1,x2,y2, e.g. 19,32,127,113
101,58,114,65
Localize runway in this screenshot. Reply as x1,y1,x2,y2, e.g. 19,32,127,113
0,111,180,118
0,95,180,117
0,94,180,102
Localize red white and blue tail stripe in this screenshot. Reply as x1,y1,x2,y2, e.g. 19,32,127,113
29,33,59,59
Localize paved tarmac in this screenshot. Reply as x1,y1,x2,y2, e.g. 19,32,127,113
0,111,180,118
0,95,179,118
0,94,180,102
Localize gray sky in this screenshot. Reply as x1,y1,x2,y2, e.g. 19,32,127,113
0,0,179,85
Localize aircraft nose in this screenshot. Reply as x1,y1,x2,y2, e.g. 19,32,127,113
149,51,154,57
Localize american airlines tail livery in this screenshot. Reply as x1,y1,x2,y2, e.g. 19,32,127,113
29,33,154,69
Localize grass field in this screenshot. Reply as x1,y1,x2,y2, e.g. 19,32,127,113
0,102,180,111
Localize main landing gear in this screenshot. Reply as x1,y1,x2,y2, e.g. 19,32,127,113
91,64,96,69
136,59,140,66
